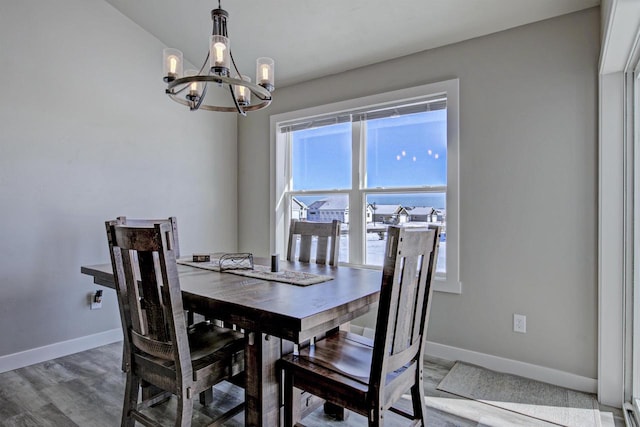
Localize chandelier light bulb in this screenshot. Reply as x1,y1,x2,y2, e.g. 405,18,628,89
190,80,199,94
168,56,178,74
210,35,230,74
162,48,183,82
184,70,203,106
234,75,252,106
256,57,275,92
213,42,226,64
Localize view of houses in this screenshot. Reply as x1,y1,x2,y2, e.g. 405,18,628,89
291,195,447,269
292,196,445,227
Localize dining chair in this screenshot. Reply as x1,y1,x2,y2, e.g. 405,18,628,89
106,216,187,373
279,225,440,426
287,219,341,266
106,222,245,427
285,219,342,416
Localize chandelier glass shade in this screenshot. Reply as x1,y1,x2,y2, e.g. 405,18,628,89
162,1,274,114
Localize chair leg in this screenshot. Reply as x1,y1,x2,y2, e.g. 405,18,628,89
410,381,427,426
175,391,194,427
186,310,194,326
199,387,214,405
324,402,349,420
121,372,140,427
283,371,295,427
368,407,383,427
121,340,131,372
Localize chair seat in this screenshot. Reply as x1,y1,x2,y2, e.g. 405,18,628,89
280,331,410,394
279,331,376,411
187,323,244,383
293,331,373,382
188,322,244,361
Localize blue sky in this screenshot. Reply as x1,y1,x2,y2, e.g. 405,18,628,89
292,109,447,191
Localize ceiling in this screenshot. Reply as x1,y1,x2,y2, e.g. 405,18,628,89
104,0,600,88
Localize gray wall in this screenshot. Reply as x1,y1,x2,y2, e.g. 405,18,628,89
238,9,599,378
0,0,238,356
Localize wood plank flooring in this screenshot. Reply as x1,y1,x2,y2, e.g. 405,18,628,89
0,341,625,426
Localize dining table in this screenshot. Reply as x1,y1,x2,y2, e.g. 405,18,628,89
81,256,382,426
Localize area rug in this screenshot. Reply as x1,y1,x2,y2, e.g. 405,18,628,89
436,362,600,427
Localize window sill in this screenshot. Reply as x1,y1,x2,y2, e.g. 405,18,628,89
338,262,462,294
433,277,462,294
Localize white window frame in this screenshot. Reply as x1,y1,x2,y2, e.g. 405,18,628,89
599,0,640,410
269,79,461,293
630,37,640,421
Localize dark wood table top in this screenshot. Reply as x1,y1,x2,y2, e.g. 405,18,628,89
81,257,381,343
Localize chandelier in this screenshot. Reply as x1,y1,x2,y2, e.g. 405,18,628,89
162,1,275,114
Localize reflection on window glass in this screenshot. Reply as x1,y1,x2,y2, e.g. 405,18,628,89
365,193,446,274
292,123,352,191
366,110,447,188
289,194,349,263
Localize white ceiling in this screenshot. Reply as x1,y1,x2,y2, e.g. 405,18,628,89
104,0,600,88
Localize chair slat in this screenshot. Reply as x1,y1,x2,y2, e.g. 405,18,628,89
393,253,420,354
316,236,329,264
119,247,147,336
298,235,313,263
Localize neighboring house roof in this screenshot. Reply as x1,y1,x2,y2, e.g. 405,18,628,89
292,197,307,209
308,197,348,210
407,206,436,215
372,204,400,215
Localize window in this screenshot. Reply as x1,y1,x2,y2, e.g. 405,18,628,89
270,79,460,293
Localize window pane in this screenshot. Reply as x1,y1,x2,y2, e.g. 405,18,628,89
289,194,349,263
366,193,446,274
292,123,352,190
366,110,447,188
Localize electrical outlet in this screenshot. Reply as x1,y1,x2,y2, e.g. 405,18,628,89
513,314,526,333
90,290,103,310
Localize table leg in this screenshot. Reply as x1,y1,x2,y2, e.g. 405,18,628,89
324,402,349,420
245,332,282,427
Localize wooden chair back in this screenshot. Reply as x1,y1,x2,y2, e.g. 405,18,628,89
105,217,181,371
286,219,341,266
369,225,440,398
109,222,191,371
114,216,180,258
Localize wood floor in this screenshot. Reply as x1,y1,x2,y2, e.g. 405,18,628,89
0,341,625,427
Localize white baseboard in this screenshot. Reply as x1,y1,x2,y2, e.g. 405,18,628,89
0,328,123,374
426,341,598,395
0,328,598,397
